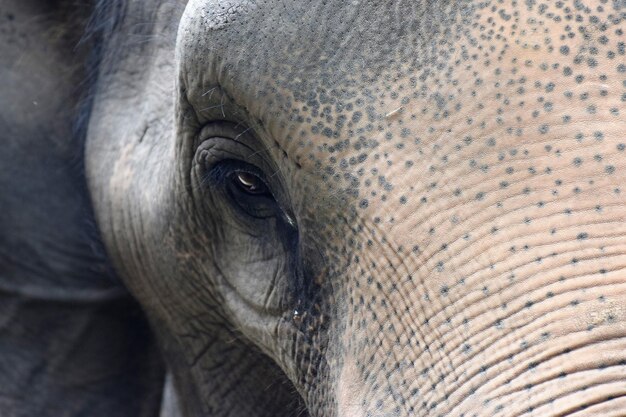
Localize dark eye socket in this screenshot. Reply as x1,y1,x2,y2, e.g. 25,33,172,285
208,160,279,220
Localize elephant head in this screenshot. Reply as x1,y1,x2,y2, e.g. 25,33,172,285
86,0,626,415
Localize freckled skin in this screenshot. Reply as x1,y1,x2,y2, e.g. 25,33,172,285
38,0,626,416
84,0,626,416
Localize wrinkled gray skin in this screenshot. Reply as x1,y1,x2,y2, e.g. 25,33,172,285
0,1,164,416
3,0,626,416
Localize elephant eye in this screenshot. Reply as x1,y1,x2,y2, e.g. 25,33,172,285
209,160,279,220
234,171,269,195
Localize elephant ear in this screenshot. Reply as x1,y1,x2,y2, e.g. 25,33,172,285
0,1,165,416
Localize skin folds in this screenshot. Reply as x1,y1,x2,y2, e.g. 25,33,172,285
2,0,625,416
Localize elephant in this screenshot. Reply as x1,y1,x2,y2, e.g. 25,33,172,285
1,0,625,416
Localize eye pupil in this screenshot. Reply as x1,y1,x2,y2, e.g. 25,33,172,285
235,172,265,194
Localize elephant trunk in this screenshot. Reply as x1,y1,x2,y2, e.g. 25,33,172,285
328,216,626,416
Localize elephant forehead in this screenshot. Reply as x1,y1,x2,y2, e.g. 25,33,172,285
179,0,626,225
181,0,470,74
181,0,624,146
179,0,479,128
